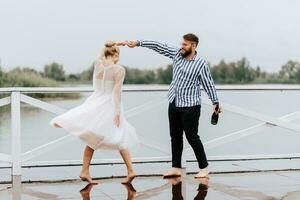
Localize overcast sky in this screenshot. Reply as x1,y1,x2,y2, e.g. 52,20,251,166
0,0,299,73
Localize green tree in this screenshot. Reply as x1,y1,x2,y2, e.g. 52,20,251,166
234,58,256,83
78,64,94,81
67,74,80,81
157,64,173,84
279,60,300,82
211,60,236,83
43,62,66,81
0,67,9,87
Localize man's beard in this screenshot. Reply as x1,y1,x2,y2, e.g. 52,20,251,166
180,48,192,58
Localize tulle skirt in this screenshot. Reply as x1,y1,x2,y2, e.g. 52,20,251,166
49,92,139,150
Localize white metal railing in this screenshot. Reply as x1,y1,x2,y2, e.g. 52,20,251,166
1,85,300,185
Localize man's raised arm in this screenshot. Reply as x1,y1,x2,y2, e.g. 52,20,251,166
126,40,179,59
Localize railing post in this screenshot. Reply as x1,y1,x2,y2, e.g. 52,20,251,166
11,91,22,186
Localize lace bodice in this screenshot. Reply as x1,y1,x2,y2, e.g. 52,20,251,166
93,64,125,115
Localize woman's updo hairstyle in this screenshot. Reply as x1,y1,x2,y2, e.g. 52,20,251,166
104,41,120,57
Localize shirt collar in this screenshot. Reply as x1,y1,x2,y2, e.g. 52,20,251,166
191,51,198,61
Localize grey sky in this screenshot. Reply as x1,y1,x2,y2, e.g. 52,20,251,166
0,0,299,73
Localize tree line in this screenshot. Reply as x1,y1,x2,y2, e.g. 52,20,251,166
76,58,300,84
1,58,300,90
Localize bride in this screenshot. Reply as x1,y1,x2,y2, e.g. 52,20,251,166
49,41,139,184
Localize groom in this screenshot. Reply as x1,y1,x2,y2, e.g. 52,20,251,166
123,33,222,178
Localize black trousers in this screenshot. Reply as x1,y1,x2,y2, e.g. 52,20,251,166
168,100,208,169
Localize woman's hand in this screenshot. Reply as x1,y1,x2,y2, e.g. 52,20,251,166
116,41,127,46
116,41,138,48
126,40,138,48
114,114,121,128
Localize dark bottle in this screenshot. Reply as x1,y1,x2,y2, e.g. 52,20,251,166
211,104,219,125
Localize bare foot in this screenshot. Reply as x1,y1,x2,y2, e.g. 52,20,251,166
163,167,182,178
121,171,137,184
194,167,209,178
53,122,62,128
167,176,182,185
80,173,98,184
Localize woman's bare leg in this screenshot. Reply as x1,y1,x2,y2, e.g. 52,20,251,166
119,149,137,183
80,146,97,184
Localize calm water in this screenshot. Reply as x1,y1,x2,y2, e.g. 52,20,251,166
1,85,300,164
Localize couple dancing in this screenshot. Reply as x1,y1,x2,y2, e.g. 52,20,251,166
50,33,222,184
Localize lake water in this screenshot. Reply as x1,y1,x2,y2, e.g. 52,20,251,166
1,85,300,181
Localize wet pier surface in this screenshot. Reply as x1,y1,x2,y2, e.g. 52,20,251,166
1,170,300,200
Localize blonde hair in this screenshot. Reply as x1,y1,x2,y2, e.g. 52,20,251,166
104,41,120,57
95,41,120,68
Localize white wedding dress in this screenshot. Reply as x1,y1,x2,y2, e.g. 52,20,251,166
49,58,138,151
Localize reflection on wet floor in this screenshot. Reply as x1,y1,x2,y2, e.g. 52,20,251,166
1,171,300,200
78,177,209,200
170,177,208,200
79,183,97,200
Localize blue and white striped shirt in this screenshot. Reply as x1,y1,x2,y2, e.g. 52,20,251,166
137,40,219,107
